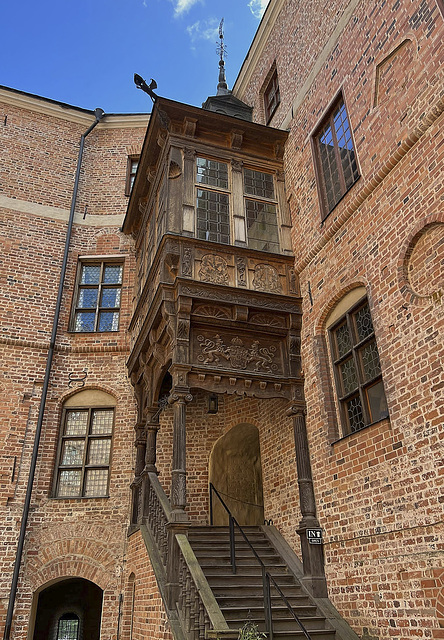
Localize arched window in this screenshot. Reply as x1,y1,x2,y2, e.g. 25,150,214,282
326,289,388,435
53,389,116,498
56,613,79,640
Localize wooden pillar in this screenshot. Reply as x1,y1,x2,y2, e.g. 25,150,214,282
287,402,327,597
166,390,192,608
169,390,193,522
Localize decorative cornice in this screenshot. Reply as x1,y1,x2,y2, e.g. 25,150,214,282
0,87,149,129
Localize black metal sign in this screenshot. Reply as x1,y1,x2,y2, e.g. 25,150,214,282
306,528,323,545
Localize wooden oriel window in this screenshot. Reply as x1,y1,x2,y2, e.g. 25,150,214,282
71,261,123,333
264,67,280,123
54,407,114,498
313,94,359,219
125,157,139,196
329,298,388,435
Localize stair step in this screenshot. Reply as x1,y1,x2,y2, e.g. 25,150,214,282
188,526,335,640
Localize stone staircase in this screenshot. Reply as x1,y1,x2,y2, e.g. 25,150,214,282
188,526,338,640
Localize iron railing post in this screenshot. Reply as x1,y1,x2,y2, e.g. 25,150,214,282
229,515,236,574
209,483,214,526
263,566,273,640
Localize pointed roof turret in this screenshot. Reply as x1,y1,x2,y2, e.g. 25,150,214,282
202,19,253,121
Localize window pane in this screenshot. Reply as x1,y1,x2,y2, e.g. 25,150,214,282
77,288,98,309
88,439,111,465
91,409,114,435
61,440,85,465
345,396,365,433
65,411,88,436
333,102,359,190
103,264,123,284
245,200,279,253
244,169,275,199
75,311,96,332
58,470,82,496
196,158,228,189
333,322,352,358
84,468,108,496
366,380,389,422
339,357,358,395
319,124,342,212
81,265,101,285
354,303,374,341
98,311,119,332
101,288,121,308
57,618,79,640
359,339,381,381
196,189,230,244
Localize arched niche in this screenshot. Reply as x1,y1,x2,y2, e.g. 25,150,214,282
209,423,264,526
31,578,103,640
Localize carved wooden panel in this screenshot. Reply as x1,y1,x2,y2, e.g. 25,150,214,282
191,330,284,375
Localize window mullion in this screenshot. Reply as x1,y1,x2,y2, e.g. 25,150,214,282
330,113,347,195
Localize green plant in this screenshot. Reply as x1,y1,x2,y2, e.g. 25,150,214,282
237,620,267,640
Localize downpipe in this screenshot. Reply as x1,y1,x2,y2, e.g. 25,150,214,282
3,107,105,640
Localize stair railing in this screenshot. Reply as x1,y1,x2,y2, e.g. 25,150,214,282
209,483,313,640
142,473,237,640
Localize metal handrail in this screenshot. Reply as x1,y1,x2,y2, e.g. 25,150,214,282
209,483,312,640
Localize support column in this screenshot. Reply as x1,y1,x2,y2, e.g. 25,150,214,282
169,390,193,522
130,422,146,525
287,402,327,597
145,418,160,473
166,390,192,608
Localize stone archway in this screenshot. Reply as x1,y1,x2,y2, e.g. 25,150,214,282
32,578,103,640
209,423,264,526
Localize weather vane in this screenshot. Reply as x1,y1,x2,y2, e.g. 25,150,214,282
216,18,227,62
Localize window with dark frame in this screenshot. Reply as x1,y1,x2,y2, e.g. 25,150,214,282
72,261,123,333
329,298,388,435
264,68,280,123
54,407,114,498
244,168,280,252
125,157,139,196
195,157,282,253
196,157,230,244
56,614,80,640
313,95,359,219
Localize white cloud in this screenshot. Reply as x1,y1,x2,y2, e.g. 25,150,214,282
248,0,269,19
173,0,202,17
186,18,219,43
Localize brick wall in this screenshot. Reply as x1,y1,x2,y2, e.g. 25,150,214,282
0,91,145,639
234,0,444,637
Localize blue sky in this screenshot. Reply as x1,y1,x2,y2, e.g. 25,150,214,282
1,0,269,114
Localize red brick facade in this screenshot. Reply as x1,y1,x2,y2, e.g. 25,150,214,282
0,0,443,638
234,0,444,637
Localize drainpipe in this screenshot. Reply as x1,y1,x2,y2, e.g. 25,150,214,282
3,107,105,640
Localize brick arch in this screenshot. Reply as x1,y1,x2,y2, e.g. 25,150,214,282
397,212,444,306
84,227,124,252
25,536,119,593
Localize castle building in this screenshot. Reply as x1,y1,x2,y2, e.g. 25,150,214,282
0,1,443,639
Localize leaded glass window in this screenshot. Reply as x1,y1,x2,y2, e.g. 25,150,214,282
55,408,114,497
57,614,79,640
196,188,230,244
243,168,280,253
314,95,359,219
330,298,388,435
72,262,123,332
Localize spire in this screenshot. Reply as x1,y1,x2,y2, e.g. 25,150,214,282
216,18,229,96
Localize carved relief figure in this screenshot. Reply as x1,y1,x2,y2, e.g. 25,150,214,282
197,335,277,373
253,264,282,293
198,254,229,285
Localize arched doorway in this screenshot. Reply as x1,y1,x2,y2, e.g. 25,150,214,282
209,423,264,526
32,578,103,640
